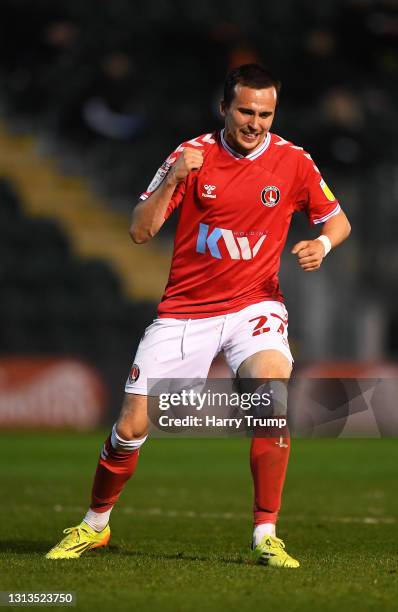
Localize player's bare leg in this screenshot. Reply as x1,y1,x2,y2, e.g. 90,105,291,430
46,394,148,559
116,393,149,440
238,348,292,379
238,349,299,568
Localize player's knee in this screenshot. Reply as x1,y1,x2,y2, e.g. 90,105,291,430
116,393,148,443
111,423,148,452
238,350,292,380
236,370,289,418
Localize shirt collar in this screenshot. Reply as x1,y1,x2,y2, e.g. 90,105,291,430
220,129,271,160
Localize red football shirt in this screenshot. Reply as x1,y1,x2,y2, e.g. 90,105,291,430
140,130,340,318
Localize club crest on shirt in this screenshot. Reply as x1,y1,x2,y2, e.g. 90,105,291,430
128,363,140,384
261,186,280,207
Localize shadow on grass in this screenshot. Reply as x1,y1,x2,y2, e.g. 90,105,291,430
0,541,52,554
107,545,250,566
0,541,250,566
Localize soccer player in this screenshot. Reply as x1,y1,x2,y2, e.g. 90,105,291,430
46,64,351,567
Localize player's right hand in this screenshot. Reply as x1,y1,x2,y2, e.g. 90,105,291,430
168,147,204,184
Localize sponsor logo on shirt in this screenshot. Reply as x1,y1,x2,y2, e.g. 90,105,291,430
196,223,267,260
261,186,280,207
202,184,217,199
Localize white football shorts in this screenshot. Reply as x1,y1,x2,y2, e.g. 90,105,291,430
125,300,293,395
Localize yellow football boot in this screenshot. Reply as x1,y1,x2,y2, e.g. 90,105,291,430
252,535,300,568
46,522,110,559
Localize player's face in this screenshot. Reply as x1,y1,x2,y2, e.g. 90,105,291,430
220,85,277,155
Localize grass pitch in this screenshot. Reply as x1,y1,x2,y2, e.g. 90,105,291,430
0,433,397,611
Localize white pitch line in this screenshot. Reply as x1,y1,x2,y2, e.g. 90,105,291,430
52,505,396,524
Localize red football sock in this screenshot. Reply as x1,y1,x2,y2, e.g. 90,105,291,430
90,435,139,512
250,435,290,526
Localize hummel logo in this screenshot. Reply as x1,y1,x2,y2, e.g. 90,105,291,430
202,184,217,199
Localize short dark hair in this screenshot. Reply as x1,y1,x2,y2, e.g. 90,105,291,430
223,64,281,107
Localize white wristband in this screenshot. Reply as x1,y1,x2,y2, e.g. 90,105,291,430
316,235,332,257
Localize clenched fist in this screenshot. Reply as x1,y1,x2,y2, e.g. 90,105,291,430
168,148,204,184
291,239,326,271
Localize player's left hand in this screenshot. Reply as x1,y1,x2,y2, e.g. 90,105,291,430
291,239,325,271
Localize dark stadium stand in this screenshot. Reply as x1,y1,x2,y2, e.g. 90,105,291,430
1,0,396,213
0,176,156,376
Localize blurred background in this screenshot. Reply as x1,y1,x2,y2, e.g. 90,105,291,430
0,0,397,427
